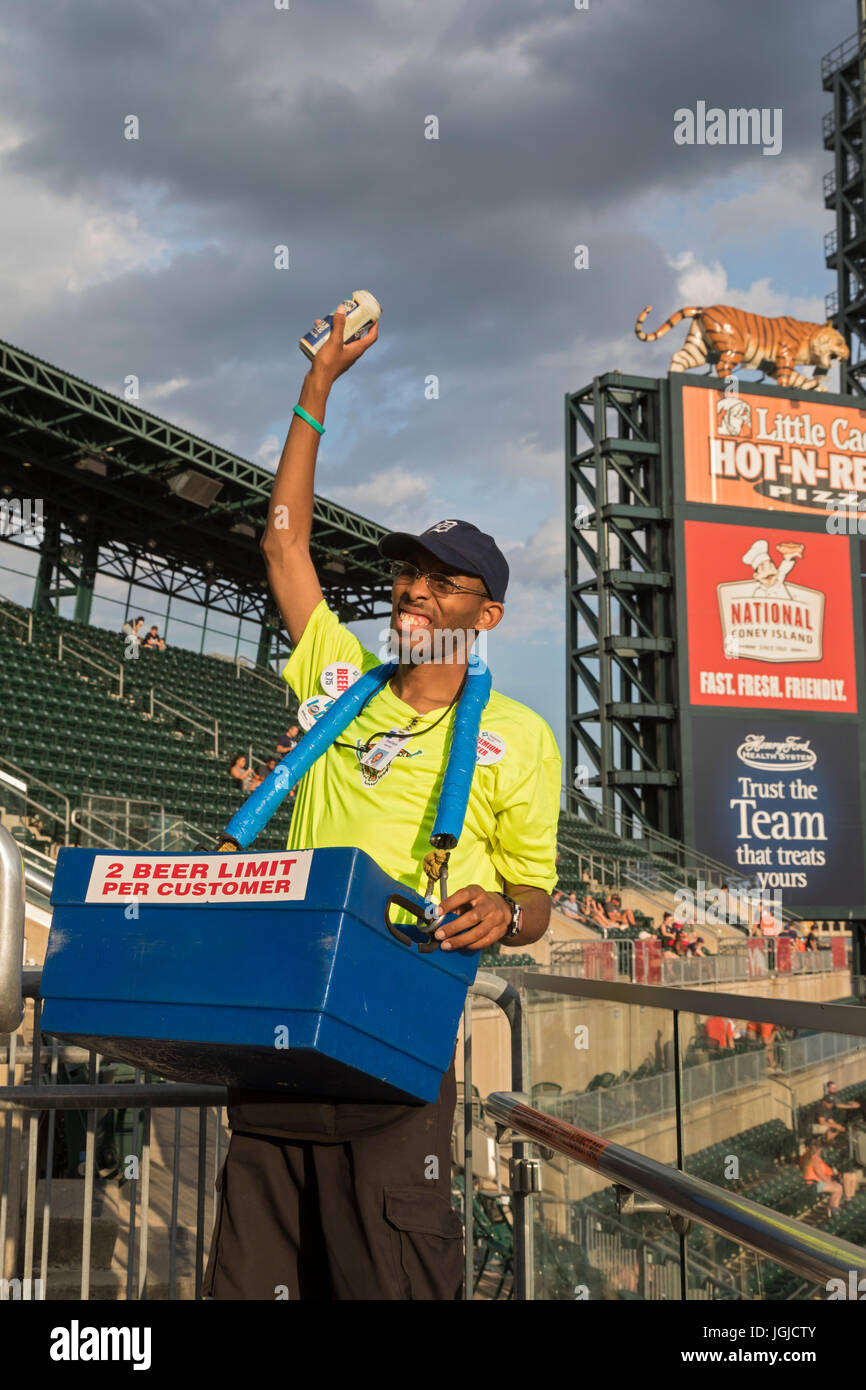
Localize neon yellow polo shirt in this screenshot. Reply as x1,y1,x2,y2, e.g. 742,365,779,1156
282,599,561,898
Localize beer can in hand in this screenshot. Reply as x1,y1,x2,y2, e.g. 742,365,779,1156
299,291,381,360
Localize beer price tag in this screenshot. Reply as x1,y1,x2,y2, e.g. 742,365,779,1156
320,662,361,697
360,730,411,771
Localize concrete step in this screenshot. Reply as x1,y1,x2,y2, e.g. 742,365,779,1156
30,1180,117,1269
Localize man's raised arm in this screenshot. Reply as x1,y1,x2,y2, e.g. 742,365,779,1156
260,305,379,646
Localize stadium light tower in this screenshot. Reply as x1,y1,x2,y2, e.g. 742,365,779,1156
823,1,866,394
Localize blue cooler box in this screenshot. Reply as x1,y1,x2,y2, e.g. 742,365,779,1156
40,846,479,1103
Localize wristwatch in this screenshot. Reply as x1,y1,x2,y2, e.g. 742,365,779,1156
499,893,524,943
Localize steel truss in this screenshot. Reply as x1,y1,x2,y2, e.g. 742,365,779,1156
565,374,679,839
0,338,391,647
823,8,866,394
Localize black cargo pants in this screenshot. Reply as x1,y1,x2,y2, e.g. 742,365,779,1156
202,1061,463,1300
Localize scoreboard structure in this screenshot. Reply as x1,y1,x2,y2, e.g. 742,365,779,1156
566,370,866,921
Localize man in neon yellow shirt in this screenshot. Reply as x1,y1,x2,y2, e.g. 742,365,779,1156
203,307,560,1301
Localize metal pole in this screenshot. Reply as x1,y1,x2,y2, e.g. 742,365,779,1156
469,972,526,1298
80,1050,99,1300
511,981,532,1300
484,1092,866,1289
0,826,24,1032
673,1009,688,1302
463,995,473,1300
169,1108,181,1299
195,1107,207,1300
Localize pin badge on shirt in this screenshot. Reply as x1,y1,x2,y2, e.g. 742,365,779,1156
298,694,336,731
320,661,361,697
476,731,506,765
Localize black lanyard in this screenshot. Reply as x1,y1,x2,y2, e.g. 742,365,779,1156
331,669,469,750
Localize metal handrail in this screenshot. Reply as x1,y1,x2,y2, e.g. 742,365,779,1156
70,808,152,852
821,31,861,81
548,936,849,985
557,814,805,929
511,969,866,1036
0,826,23,1032
23,865,53,900
235,655,290,706
138,819,218,851
560,792,757,885
0,600,33,643
57,633,123,698
0,755,70,841
154,689,213,722
484,1092,866,1289
148,689,218,755
16,841,57,871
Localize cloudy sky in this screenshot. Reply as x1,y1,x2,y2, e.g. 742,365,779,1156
0,0,855,753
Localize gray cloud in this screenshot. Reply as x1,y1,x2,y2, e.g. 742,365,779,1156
0,0,852,744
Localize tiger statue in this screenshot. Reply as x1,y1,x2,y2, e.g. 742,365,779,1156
634,304,849,391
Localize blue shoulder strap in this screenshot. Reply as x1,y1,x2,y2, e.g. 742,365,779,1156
220,654,491,853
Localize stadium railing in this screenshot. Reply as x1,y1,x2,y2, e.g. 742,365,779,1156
0,756,70,844
3,836,866,1301
558,795,808,938
70,804,218,854
147,690,219,757
57,633,124,701
484,970,866,1299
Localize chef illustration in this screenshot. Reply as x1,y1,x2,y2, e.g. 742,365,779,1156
741,538,805,598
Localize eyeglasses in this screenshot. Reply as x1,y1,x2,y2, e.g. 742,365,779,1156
387,560,489,597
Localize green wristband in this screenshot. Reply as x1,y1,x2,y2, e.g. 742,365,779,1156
293,404,325,435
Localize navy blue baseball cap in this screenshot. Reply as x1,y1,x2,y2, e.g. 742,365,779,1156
379,519,509,602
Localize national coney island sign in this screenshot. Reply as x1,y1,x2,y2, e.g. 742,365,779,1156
681,383,866,516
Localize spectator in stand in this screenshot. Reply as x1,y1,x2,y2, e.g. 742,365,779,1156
779,922,800,942
686,931,707,957
141,624,167,651
801,1141,844,1211
811,1104,845,1144
760,908,781,938
264,757,278,775
717,881,732,925
822,1080,862,1123
561,892,581,921
658,913,678,955
673,927,690,958
586,899,617,932
228,753,258,795
603,893,636,928
122,615,145,647
747,1019,778,1066
277,724,301,756
804,925,820,953
704,1016,735,1050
